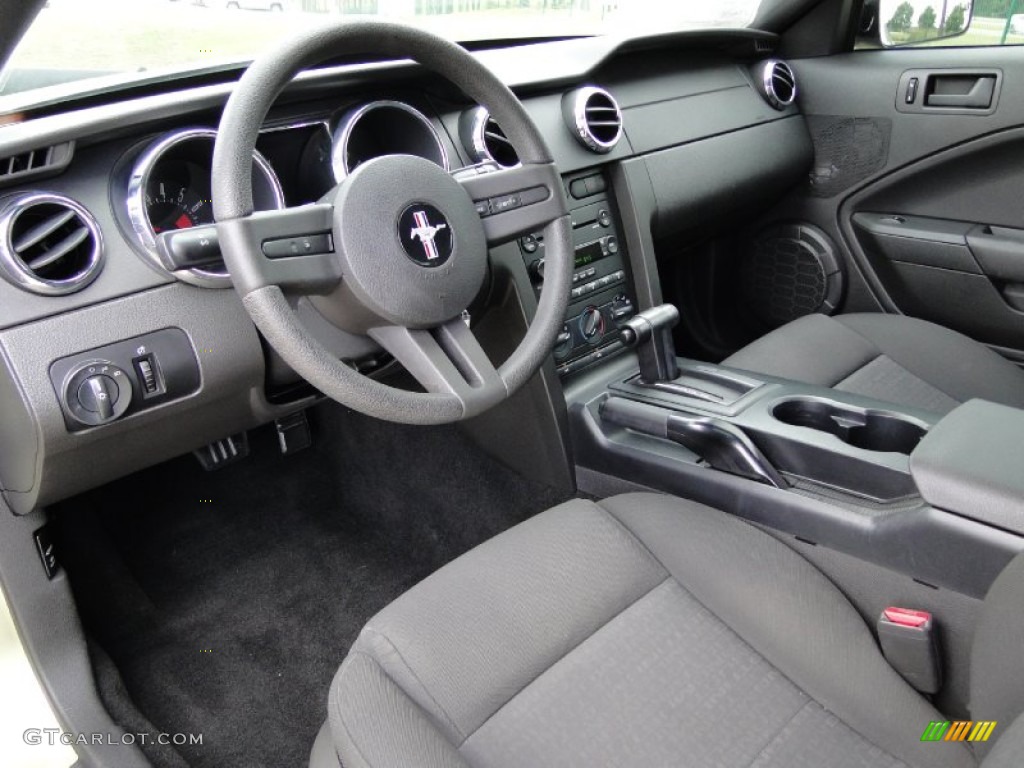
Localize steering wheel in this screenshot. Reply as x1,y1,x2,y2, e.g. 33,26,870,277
212,22,572,425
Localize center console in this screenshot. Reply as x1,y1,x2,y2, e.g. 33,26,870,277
562,304,1024,601
520,170,637,376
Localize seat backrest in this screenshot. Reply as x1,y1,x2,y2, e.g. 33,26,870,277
971,552,1024,759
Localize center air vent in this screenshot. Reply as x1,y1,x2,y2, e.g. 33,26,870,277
460,107,519,169
760,60,797,110
563,86,623,154
0,193,103,295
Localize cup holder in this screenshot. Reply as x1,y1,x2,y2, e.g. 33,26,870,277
772,398,927,455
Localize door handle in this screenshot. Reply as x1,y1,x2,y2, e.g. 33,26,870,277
966,225,1024,282
926,75,996,109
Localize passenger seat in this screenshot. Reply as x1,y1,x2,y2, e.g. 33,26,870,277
723,313,1024,415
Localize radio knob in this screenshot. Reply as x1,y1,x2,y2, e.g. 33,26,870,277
579,307,605,342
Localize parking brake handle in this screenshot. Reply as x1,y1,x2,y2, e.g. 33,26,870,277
600,397,787,489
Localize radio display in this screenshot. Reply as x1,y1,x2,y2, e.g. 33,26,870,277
574,240,605,269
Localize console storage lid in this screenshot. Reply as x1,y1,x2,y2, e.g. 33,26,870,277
910,399,1024,534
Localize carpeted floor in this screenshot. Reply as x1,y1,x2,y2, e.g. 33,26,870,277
52,402,572,768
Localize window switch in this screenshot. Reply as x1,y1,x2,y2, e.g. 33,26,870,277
133,354,161,396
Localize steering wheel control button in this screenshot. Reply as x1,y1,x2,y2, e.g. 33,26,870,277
398,204,454,267
63,361,134,427
262,232,334,259
478,186,548,218
488,193,521,214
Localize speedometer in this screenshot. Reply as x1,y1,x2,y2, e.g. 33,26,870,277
126,128,284,288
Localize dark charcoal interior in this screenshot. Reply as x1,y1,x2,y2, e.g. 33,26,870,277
4,2,1024,766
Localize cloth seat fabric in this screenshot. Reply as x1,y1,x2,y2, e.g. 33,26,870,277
722,313,1024,415
319,493,981,768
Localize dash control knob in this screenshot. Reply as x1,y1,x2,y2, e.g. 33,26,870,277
78,375,119,421
554,324,573,360
64,361,133,427
579,306,605,342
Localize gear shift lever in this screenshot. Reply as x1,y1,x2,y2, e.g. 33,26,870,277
619,304,680,384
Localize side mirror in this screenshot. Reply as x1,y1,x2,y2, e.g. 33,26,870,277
880,0,974,46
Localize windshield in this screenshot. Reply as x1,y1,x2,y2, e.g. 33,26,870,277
1,0,761,108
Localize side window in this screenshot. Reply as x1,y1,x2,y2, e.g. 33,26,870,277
878,0,1024,48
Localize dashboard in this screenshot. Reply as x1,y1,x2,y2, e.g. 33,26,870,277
0,29,813,514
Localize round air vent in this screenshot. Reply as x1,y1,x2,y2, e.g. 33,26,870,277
563,86,623,154
460,107,519,169
0,193,103,295
760,59,797,110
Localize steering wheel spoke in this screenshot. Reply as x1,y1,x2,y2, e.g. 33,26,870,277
458,162,567,246
369,317,507,416
216,203,342,295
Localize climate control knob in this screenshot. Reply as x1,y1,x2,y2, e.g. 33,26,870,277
64,361,133,427
579,306,605,342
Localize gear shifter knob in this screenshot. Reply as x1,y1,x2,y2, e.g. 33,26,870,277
620,304,680,384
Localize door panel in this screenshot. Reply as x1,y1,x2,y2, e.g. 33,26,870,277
773,45,1024,358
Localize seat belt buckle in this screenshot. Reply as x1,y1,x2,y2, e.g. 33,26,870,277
877,607,942,694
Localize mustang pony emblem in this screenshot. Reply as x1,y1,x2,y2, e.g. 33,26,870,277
409,210,448,262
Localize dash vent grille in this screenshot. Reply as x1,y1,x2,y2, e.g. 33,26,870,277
0,194,103,295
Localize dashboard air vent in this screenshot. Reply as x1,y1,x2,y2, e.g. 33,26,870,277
461,107,519,169
563,86,623,154
760,60,797,110
0,142,74,186
0,193,103,295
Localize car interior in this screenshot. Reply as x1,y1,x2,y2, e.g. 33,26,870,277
1,0,1024,766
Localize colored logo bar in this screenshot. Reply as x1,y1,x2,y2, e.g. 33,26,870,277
921,721,997,743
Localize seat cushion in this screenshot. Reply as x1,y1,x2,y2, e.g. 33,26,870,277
723,313,1024,415
326,493,976,768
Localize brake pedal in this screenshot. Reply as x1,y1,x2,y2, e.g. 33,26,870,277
193,432,250,471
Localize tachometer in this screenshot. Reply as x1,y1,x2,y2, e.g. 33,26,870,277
126,128,284,288
146,181,214,233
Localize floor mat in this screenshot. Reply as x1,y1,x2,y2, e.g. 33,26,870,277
53,402,572,768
